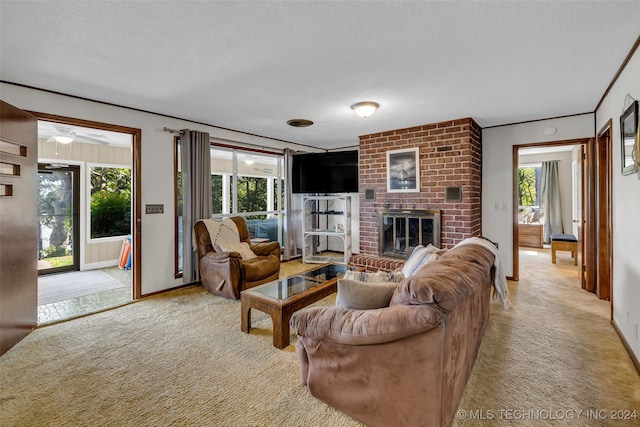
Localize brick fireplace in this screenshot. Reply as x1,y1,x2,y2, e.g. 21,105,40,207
358,117,482,256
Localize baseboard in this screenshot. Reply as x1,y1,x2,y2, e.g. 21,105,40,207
81,260,119,270
612,319,640,375
141,282,196,299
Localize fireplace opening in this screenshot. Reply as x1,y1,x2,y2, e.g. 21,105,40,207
378,209,441,259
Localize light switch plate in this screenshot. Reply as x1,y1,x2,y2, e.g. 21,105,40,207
146,204,164,214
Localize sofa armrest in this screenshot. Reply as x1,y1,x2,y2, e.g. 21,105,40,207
250,241,281,257
290,304,443,346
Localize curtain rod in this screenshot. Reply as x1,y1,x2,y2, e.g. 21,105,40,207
162,126,319,154
163,126,282,153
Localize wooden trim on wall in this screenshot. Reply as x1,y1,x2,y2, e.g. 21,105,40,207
511,145,520,281
612,319,640,375
595,35,640,112
596,121,613,304
485,113,593,130
173,135,183,279
584,138,597,293
28,111,143,300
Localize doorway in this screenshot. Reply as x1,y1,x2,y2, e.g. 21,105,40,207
33,113,142,323
512,139,589,283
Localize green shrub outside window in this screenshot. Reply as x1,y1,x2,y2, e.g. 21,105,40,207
90,166,132,238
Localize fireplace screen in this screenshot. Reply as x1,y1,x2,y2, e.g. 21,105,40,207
379,209,441,259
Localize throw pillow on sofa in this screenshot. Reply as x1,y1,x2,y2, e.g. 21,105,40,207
336,279,398,310
401,244,444,278
401,245,429,277
343,270,405,283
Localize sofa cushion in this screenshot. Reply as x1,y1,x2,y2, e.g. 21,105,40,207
336,279,398,310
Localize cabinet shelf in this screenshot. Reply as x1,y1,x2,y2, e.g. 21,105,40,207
302,196,351,264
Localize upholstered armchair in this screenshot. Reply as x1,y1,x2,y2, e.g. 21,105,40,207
194,216,281,299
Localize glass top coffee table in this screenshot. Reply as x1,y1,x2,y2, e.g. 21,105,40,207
240,263,358,349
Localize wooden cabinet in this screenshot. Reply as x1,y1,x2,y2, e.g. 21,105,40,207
518,223,543,248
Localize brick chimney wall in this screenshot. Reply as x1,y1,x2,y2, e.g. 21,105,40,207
358,117,482,254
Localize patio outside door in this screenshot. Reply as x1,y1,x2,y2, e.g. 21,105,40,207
38,164,79,274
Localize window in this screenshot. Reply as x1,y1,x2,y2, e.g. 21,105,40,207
175,141,285,276
214,149,285,244
235,176,268,213
518,164,541,223
89,165,132,239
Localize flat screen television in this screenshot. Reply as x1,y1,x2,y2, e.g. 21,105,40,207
292,150,359,194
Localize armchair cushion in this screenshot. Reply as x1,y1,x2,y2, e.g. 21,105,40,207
218,241,257,260
242,255,281,282
250,241,281,257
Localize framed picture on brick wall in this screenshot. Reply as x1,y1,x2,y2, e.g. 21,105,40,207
386,147,420,193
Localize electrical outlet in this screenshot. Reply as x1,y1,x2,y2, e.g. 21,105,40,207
494,201,500,210
145,204,164,214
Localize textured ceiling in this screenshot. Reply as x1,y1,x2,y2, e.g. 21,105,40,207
1,1,639,150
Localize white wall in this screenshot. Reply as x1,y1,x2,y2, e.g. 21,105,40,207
518,150,575,236
595,47,640,361
482,114,594,276
0,83,309,295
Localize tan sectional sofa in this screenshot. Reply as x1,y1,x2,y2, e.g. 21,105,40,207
290,243,496,427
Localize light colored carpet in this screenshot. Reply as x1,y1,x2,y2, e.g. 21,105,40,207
38,270,127,305
2,252,639,426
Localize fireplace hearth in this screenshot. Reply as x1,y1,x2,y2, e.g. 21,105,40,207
378,209,441,259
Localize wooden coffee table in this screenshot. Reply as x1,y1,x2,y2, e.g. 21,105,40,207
240,263,357,349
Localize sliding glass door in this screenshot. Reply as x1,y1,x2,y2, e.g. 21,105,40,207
37,164,80,274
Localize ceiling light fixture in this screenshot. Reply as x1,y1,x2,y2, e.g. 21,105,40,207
244,157,255,165
53,136,74,144
351,101,379,118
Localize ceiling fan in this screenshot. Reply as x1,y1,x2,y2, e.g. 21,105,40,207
40,125,110,146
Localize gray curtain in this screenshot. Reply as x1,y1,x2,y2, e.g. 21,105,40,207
540,160,563,243
181,129,211,284
282,148,297,261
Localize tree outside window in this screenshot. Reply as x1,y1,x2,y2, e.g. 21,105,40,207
235,176,267,216
38,170,73,265
211,174,223,214
518,165,541,223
